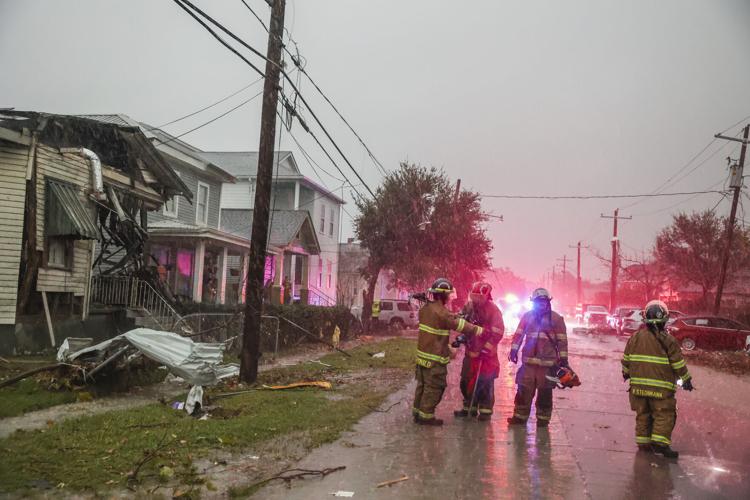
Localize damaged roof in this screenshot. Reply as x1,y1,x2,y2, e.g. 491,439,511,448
0,111,192,202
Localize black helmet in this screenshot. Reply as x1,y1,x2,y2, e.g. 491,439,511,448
429,277,454,295
643,300,669,325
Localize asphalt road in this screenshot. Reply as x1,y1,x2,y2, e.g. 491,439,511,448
260,329,750,499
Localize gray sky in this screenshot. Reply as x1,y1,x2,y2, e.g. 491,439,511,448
2,0,749,284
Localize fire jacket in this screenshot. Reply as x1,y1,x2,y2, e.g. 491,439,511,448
621,327,690,399
510,310,568,367
460,300,505,375
416,300,483,368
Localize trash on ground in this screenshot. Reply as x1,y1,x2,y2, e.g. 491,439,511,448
376,475,409,488
171,401,185,411
332,491,355,497
332,325,341,347
371,352,386,358
309,360,334,368
185,385,204,415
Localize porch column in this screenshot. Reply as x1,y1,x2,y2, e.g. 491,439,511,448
271,252,283,305
293,181,300,209
290,255,297,298
217,246,228,304
192,240,205,302
299,255,310,305
240,252,249,304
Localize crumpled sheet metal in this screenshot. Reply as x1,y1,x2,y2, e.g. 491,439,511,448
58,328,239,386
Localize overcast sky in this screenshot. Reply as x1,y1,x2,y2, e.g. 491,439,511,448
2,0,749,285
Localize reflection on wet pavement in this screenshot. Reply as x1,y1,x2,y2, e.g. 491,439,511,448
261,330,750,499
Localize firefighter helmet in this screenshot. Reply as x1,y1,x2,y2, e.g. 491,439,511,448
643,300,669,325
531,288,551,301
429,277,454,295
470,281,493,301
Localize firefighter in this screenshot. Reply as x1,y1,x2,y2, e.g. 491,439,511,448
413,277,485,426
454,282,505,421
507,288,568,427
621,300,693,458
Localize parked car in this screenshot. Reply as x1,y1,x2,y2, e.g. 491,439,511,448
376,299,419,330
583,305,609,326
609,306,640,330
667,316,750,351
620,309,644,336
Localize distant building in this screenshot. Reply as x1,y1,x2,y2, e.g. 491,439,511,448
337,239,408,310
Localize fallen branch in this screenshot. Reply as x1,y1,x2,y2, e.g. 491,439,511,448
127,431,170,487
244,466,346,490
0,363,62,389
377,475,409,488
373,401,402,413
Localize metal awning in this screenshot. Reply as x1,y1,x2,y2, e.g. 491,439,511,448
46,180,98,240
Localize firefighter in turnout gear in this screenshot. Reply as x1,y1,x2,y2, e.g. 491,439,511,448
454,282,505,421
622,300,693,459
413,278,485,426
507,288,568,427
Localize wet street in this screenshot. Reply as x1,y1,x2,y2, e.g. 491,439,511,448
261,329,750,499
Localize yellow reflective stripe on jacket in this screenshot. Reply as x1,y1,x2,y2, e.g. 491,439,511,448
418,324,449,336
522,357,557,367
416,349,450,364
624,354,670,365
681,372,691,381
456,318,466,332
630,377,676,390
671,359,687,369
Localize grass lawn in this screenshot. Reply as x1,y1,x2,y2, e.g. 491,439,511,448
0,356,77,418
0,337,416,496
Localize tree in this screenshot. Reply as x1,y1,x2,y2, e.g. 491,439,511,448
619,253,668,303
355,163,492,327
654,210,750,309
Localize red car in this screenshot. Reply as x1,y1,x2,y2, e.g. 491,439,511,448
667,316,750,351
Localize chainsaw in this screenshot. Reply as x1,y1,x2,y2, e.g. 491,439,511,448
545,366,582,389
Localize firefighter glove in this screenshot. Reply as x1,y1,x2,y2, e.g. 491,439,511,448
623,372,630,381
682,379,694,391
559,358,569,368
509,350,518,364
479,347,492,359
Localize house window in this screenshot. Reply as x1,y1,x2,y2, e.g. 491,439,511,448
318,256,323,288
196,182,209,225
329,207,335,236
319,205,326,233
327,260,332,289
47,238,71,270
163,196,178,217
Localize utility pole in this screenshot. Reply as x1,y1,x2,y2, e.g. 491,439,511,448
240,0,286,383
601,209,631,312
569,241,590,307
713,124,749,314
556,255,568,286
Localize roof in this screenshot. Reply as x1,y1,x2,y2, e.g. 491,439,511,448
148,219,253,249
0,111,192,202
220,209,320,254
199,151,297,177
77,115,235,183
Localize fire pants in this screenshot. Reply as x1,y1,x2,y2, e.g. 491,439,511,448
412,363,448,420
512,364,555,422
629,392,677,446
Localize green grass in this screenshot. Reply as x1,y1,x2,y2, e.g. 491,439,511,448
0,338,416,495
0,378,77,418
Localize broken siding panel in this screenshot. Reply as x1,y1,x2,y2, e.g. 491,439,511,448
0,144,29,324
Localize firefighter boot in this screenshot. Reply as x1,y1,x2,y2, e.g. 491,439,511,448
507,416,527,425
537,420,549,428
637,444,653,453
416,417,444,426
478,413,492,422
652,444,679,459
453,409,469,417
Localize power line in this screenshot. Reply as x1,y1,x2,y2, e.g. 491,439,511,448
157,76,264,128
479,190,725,200
239,0,388,177
174,0,376,198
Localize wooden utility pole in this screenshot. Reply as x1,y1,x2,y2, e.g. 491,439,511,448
556,255,568,286
240,0,286,383
713,124,749,314
601,209,631,312
568,241,589,307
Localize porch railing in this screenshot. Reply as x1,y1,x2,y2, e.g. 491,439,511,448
307,285,337,307
90,275,183,331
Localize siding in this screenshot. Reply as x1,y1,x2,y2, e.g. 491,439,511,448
220,179,296,211
149,163,222,229
34,145,94,296
0,144,29,324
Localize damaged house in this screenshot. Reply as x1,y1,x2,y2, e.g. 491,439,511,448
0,111,190,353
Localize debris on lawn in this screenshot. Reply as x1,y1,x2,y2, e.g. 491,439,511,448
682,349,750,376
241,466,346,492
376,475,409,488
332,491,355,497
371,352,386,358
262,381,332,391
